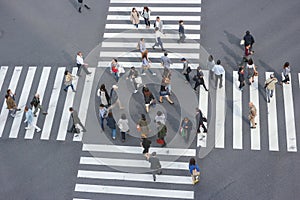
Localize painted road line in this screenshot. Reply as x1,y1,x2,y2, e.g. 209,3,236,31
249,76,260,150
107,15,201,21
233,71,243,149
110,0,201,4
73,68,96,141
77,170,191,184
0,66,8,92
109,7,201,12
105,24,201,30
57,68,78,141
215,73,225,148
103,32,200,40
0,67,22,137
101,42,200,49
74,184,194,199
100,51,199,59
25,67,51,139
82,144,195,157
80,157,188,170
282,74,297,152
9,67,36,138
40,67,65,140
266,72,279,151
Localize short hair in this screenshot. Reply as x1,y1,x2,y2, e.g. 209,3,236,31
181,58,186,61
121,113,126,120
108,111,113,117
179,20,183,23
131,66,135,70
5,94,9,99
113,58,117,62
248,58,253,65
156,16,160,19
141,114,146,120
216,60,221,65
164,52,168,56
64,70,69,75
208,55,214,62
246,30,250,35
157,111,162,116
69,107,74,112
152,152,156,156
99,104,105,108
140,38,144,41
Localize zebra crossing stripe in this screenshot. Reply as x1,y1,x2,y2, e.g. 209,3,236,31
25,67,51,139
40,67,65,140
0,66,22,137
105,24,201,30
100,51,199,59
74,184,194,199
9,67,36,138
107,15,201,21
266,72,279,151
110,0,201,4
101,42,200,49
233,71,243,149
215,74,226,148
0,66,8,92
109,6,201,12
103,32,200,40
250,76,260,150
282,74,297,152
57,68,78,141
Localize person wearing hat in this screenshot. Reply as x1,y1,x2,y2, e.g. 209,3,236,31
264,74,278,103
146,152,162,182
181,58,191,83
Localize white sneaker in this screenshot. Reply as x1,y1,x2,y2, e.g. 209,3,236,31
11,114,16,118
152,73,156,76
141,73,146,76
134,90,138,93
25,127,31,130
36,128,41,132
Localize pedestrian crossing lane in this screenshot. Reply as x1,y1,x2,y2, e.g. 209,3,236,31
250,76,260,150
215,74,226,148
233,71,243,149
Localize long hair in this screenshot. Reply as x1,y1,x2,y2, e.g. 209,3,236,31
189,158,196,166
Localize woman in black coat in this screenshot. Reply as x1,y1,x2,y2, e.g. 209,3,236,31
238,66,245,91
142,85,155,113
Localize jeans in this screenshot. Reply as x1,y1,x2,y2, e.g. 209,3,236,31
64,84,75,91
266,88,274,102
111,128,116,138
100,116,105,131
141,67,154,74
144,18,150,26
113,72,119,82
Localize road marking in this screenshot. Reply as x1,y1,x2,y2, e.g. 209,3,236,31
105,24,201,30
250,76,260,150
103,32,200,40
100,51,199,59
97,61,199,69
40,67,65,140
109,6,201,12
57,68,78,141
110,0,201,4
9,67,36,138
0,66,8,92
107,15,201,21
74,184,194,199
0,66,22,137
215,74,225,148
101,41,200,49
233,71,243,149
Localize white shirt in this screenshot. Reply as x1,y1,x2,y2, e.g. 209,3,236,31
155,114,166,125
212,64,225,75
76,55,84,65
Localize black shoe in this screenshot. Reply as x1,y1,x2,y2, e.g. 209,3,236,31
78,8,81,13
162,49,166,51
250,126,256,129
152,46,155,50
64,88,67,92
153,177,156,182
84,5,90,9
16,108,21,111
87,72,92,75
42,112,48,115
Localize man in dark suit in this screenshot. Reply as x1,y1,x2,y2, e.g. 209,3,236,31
68,107,87,133
196,108,207,133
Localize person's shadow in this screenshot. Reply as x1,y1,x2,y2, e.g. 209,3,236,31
68,0,79,10
224,30,243,50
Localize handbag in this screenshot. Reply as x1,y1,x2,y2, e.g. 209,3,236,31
240,39,245,45
118,66,125,74
254,70,259,76
156,138,164,144
135,76,143,84
112,66,118,73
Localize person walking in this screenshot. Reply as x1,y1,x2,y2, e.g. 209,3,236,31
281,62,291,84
238,66,245,91
5,94,21,117
207,55,215,80
180,117,192,142
246,58,257,85
264,74,278,103
141,6,151,28
68,107,87,134
154,111,166,125
24,106,41,132
142,85,156,113
76,51,91,76
146,152,162,182
7,89,16,100
163,69,172,94
126,66,140,93
243,30,255,51
78,0,90,13
99,104,108,131
153,16,164,33
30,93,48,117
106,111,117,140
130,8,140,29
140,134,152,154
196,108,207,136
97,84,110,108
181,58,191,83
159,83,174,104
152,27,165,51
138,38,148,56
64,70,76,92
157,121,167,147
178,20,186,43
248,102,257,129
189,158,200,185
161,52,172,70
110,58,120,82
211,60,225,89
141,53,156,76
117,113,129,142
137,114,150,137
193,66,209,92
108,85,124,110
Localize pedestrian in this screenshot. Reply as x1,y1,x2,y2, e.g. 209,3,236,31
138,38,148,56
97,84,110,108
142,85,156,113
211,59,225,88
76,51,91,76
154,111,166,125
189,158,200,185
180,117,192,142
243,44,254,63
238,66,245,91
7,89,16,100
140,134,152,154
156,121,167,147
243,30,255,51
281,62,290,84
152,27,165,51
146,152,162,182
178,20,186,43
117,113,129,142
68,107,87,134
161,52,172,69
264,74,278,103
5,94,21,117
64,70,76,92
181,58,191,83
126,66,140,93
141,6,151,28
162,69,172,94
30,93,48,117
246,58,257,85
196,108,207,136
141,53,156,76
153,16,164,33
207,55,215,80
99,104,108,131
137,114,150,137
108,85,124,110
130,8,140,29
159,83,174,104
193,66,209,92
110,58,120,82
106,111,117,140
78,0,90,13
24,106,41,132
248,102,257,129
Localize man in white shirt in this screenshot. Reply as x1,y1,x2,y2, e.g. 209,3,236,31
211,60,225,88
154,16,163,33
76,51,91,76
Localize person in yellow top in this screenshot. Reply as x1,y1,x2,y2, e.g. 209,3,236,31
64,70,76,92
264,74,278,103
248,102,257,129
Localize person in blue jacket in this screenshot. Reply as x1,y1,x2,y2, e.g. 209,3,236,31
189,157,200,185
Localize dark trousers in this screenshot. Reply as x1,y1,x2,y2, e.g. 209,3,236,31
178,33,186,43
100,116,105,131
194,80,208,91
64,84,75,91
152,168,162,180
121,131,126,140
144,18,150,26
143,146,149,154
215,74,223,88
239,81,245,89
184,73,190,82
197,123,207,133
77,64,90,76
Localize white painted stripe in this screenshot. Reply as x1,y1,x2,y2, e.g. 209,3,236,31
232,71,243,149
75,184,194,199
73,199,90,200
57,68,78,141
77,170,191,184
110,0,201,4
82,144,195,156
197,70,209,147
266,72,279,151
25,67,51,139
109,7,201,12
101,41,200,49
282,74,297,152
250,76,260,150
0,67,22,137
299,73,300,88
9,67,36,138
73,68,96,141
80,157,188,170
103,32,200,40
105,24,201,30
100,51,199,59
0,66,8,91
40,67,65,140
215,74,225,148
107,15,200,21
